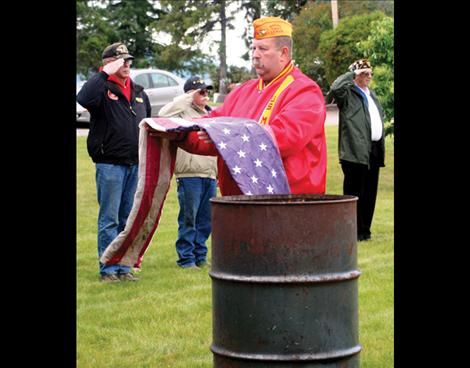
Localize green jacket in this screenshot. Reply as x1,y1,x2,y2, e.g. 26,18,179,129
328,71,385,167
158,93,218,179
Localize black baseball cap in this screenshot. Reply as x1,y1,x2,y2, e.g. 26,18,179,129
184,76,213,93
102,42,134,60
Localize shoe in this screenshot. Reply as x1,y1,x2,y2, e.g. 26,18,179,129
100,274,120,283
118,273,139,281
180,264,201,270
358,233,371,242
196,261,210,269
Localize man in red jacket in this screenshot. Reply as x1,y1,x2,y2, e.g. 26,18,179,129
155,17,327,195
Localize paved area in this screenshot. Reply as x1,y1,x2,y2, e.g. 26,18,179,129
325,104,338,126
77,128,89,137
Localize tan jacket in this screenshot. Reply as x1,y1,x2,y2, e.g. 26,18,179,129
159,93,218,179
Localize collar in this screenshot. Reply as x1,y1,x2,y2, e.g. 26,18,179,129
257,60,294,91
353,84,369,108
353,81,369,95
107,74,130,90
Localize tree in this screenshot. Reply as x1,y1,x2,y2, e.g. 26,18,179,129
338,0,394,18
291,0,393,94
218,0,229,94
209,64,252,91
238,0,262,75
317,11,385,84
155,0,236,93
77,0,166,74
357,16,394,134
76,0,215,77
291,1,333,94
77,1,115,76
106,0,162,68
265,0,311,21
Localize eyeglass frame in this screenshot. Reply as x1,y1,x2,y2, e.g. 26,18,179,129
106,57,133,66
360,71,373,77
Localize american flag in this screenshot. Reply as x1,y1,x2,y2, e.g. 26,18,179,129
100,116,290,267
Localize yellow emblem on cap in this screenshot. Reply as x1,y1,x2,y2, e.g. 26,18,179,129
116,44,129,54
253,17,292,40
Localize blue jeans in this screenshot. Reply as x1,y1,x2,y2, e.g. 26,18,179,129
96,163,138,275
176,177,217,267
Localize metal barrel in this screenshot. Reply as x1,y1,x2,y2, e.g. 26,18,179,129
209,194,361,367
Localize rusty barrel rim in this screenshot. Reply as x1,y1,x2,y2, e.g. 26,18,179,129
209,270,361,284
210,194,358,205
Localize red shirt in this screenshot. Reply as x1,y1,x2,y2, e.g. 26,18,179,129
107,74,131,102
98,66,131,102
180,62,327,195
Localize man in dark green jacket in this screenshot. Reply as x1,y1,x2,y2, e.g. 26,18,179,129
328,59,385,241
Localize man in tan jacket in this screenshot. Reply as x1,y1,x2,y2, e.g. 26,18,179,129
158,76,218,269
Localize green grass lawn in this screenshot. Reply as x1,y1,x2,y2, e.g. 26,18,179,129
77,125,394,367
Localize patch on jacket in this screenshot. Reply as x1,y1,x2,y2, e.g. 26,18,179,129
135,97,143,103
107,90,119,100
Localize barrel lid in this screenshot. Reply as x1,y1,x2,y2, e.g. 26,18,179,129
211,194,358,205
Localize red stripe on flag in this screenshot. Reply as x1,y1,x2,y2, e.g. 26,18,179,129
107,135,163,264
133,142,177,268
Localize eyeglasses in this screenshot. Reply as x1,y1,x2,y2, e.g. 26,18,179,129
109,57,132,66
198,90,209,96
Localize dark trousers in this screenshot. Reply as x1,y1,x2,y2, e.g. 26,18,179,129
341,141,382,239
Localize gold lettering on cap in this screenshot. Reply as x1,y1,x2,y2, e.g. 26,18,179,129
116,44,128,54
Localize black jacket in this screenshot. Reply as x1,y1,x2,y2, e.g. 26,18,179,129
77,71,151,165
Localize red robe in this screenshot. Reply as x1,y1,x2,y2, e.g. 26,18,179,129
180,61,327,195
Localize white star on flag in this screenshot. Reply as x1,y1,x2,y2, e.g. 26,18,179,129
223,128,231,135
267,185,274,194
251,175,258,184
271,169,277,178
241,134,250,142
254,158,262,167
259,142,267,151
232,166,241,174
246,123,254,127
202,123,211,128
237,150,246,158
246,191,253,195
218,141,227,149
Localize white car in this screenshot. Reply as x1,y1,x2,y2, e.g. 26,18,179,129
76,68,185,123
76,80,90,123
130,69,185,117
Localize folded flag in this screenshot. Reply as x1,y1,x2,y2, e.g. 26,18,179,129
100,116,290,267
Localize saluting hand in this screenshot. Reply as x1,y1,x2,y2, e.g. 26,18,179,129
103,58,124,75
354,68,372,76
